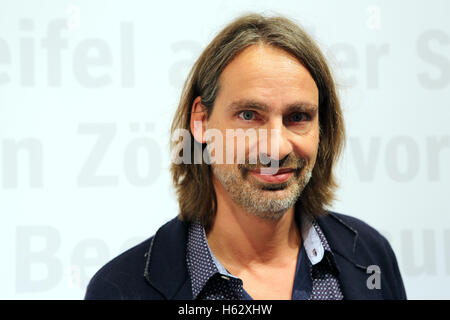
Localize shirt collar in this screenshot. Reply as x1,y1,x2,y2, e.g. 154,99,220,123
299,212,328,265
186,209,336,298
186,218,220,299
297,209,340,276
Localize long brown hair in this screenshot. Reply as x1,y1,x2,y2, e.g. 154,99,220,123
170,13,345,230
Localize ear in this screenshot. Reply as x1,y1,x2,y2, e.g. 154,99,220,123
190,96,208,144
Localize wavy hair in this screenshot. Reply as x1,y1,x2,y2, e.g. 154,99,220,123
170,13,345,230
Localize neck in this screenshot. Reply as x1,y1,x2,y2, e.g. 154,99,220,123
206,175,301,270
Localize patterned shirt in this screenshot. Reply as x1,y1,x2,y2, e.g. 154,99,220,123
186,210,344,300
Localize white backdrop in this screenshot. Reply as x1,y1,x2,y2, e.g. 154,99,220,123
0,0,449,299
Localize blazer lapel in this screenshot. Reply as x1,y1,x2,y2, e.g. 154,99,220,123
317,212,384,299
143,217,193,299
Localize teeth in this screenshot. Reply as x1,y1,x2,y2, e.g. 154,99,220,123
259,168,276,175
259,168,289,175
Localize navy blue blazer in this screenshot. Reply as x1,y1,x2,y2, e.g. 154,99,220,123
84,212,407,300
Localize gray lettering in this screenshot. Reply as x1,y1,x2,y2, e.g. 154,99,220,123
445,229,450,275
20,19,35,86
385,136,419,182
327,43,358,87
123,137,161,186
41,19,68,86
169,41,202,88
71,238,109,288
402,229,436,276
77,123,118,187
427,135,450,181
2,138,43,188
120,22,134,87
74,39,112,88
366,44,389,89
417,30,450,89
350,136,382,181
16,226,62,293
0,38,11,85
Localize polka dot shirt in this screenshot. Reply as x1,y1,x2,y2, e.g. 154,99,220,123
186,213,344,300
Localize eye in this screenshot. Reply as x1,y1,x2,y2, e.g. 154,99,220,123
287,112,308,123
238,110,256,121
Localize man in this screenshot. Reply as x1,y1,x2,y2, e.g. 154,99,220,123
85,13,406,300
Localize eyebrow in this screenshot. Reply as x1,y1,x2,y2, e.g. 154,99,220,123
227,99,318,114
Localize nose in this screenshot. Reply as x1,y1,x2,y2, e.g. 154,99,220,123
260,118,293,162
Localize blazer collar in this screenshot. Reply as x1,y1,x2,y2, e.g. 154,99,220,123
143,217,192,299
316,212,359,262
316,212,384,299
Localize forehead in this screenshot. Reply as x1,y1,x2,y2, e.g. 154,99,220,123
216,44,319,109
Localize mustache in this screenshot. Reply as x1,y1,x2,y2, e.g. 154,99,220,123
238,154,307,172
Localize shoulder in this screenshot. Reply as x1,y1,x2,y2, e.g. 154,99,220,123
321,211,396,261
84,216,189,300
318,211,407,299
84,236,155,300
316,210,399,273
326,211,389,245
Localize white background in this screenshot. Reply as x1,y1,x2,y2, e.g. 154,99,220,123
0,0,449,299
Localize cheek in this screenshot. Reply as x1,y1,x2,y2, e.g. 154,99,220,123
308,121,320,160
293,130,320,163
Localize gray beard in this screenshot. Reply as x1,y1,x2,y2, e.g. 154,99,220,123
213,165,312,221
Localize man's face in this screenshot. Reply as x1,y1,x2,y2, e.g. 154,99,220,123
204,44,320,220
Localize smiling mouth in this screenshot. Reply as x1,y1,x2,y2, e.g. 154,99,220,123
257,167,295,175
248,167,296,184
